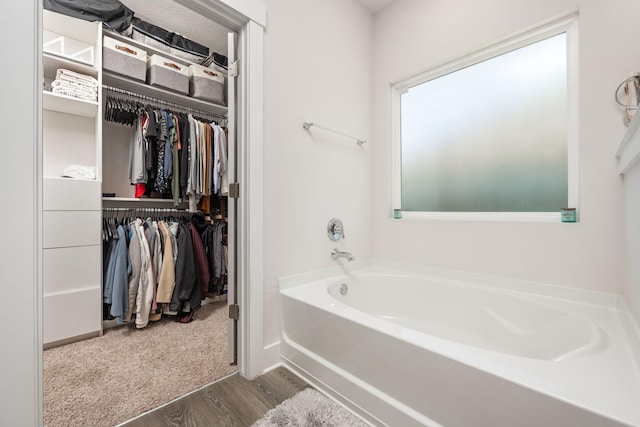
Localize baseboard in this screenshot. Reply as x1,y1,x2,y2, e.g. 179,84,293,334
43,331,100,350
260,341,281,374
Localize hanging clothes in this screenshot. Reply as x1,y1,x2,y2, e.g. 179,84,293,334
105,95,228,213
133,219,154,329
179,113,190,193
187,114,200,212
171,113,181,207
156,220,176,304
155,110,170,194
106,225,130,325
191,213,227,295
212,123,220,195
212,222,227,282
144,108,158,195
102,209,221,328
169,222,200,316
129,111,147,188
147,219,162,322
125,221,141,323
189,221,210,297
219,126,228,196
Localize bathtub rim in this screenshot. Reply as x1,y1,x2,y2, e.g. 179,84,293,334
279,258,640,365
280,258,621,306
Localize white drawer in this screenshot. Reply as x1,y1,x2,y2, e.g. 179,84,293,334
43,287,102,345
43,211,101,248
43,177,101,210
43,246,101,294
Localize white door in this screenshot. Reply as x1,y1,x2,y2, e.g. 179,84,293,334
226,31,238,364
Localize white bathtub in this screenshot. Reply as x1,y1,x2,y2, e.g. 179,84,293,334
279,260,640,427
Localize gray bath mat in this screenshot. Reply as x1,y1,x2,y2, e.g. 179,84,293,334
252,388,369,427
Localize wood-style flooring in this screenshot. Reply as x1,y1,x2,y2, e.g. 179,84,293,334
120,367,309,427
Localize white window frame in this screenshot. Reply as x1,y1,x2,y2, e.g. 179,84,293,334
391,14,579,222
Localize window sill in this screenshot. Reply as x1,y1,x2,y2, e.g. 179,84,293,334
395,211,576,223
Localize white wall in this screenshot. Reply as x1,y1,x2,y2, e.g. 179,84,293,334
371,0,640,293
625,164,640,325
262,0,373,359
0,1,41,426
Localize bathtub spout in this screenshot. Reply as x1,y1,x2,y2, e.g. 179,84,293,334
332,248,354,262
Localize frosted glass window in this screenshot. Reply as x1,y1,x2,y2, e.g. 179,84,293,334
401,33,568,212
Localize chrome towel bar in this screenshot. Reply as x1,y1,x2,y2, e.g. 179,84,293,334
302,122,366,145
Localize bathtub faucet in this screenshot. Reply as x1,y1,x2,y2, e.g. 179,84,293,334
331,248,354,262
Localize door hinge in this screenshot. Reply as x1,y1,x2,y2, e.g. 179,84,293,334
229,182,239,199
229,304,239,320
229,60,239,78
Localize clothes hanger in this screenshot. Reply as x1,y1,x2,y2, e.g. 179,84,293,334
102,214,108,242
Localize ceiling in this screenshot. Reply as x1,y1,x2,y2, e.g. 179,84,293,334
357,0,398,13
120,0,231,56
117,0,399,58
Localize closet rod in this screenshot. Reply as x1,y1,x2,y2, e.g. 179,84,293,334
103,207,188,213
102,207,190,219
103,85,225,120
102,207,190,213
302,122,366,145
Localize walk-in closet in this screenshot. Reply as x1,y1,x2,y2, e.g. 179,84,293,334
41,1,240,425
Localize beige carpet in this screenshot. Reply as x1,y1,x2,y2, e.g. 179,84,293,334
44,300,236,427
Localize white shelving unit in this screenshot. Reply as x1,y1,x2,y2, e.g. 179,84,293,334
42,10,103,347
42,10,233,345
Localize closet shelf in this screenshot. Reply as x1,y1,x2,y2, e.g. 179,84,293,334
103,71,228,116
102,197,188,206
103,197,175,202
43,52,98,78
104,30,193,67
43,91,99,117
